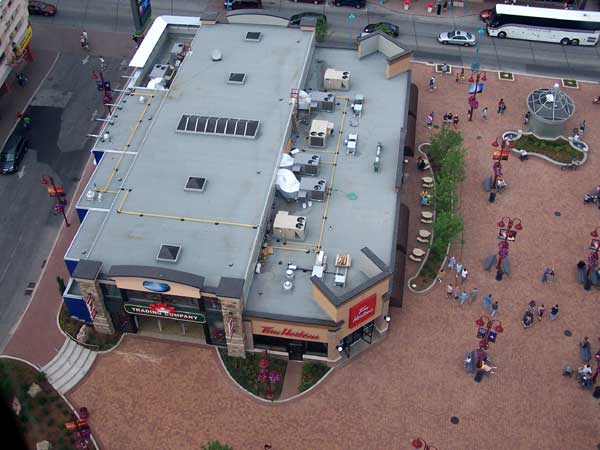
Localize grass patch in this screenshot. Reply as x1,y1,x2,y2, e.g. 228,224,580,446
218,349,287,400
513,134,583,163
0,359,78,449
298,362,330,393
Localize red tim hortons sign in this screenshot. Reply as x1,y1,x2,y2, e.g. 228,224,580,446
349,293,377,329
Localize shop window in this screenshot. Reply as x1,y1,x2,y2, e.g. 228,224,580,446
125,289,161,303
253,335,289,352
162,294,200,310
100,283,124,301
305,341,328,356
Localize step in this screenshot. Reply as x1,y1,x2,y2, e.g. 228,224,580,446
42,338,73,375
56,352,97,394
52,349,91,386
47,343,85,382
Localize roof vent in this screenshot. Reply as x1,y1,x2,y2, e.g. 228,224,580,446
185,176,207,192
245,32,262,42
228,72,246,84
211,49,222,61
156,244,182,263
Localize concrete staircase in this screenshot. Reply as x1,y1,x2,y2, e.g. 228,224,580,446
41,338,97,394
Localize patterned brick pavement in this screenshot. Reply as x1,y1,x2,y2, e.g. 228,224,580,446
69,64,600,450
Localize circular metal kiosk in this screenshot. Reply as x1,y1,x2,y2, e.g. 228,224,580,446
526,84,575,138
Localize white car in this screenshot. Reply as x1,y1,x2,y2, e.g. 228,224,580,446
438,30,476,47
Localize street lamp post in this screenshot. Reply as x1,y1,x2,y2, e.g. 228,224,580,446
412,437,439,450
585,227,600,289
475,315,503,351
491,137,511,189
349,14,356,47
41,175,70,227
495,216,522,277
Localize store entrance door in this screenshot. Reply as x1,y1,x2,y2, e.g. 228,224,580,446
288,341,304,361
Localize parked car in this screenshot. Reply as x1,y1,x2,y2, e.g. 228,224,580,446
0,135,28,175
480,8,492,21
437,30,476,46
224,0,262,10
363,22,399,38
334,0,365,8
28,1,57,16
290,12,327,26
289,0,324,4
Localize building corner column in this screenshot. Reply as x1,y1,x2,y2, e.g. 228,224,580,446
220,297,246,358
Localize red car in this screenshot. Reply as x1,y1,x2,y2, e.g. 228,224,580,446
480,8,492,21
28,1,57,16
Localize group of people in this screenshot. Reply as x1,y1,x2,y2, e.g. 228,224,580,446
522,301,559,328
541,267,555,283
576,337,600,387
416,155,429,171
442,112,460,127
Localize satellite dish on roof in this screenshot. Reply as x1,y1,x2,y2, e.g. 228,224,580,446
211,49,222,61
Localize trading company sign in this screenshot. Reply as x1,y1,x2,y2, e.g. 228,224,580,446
124,303,205,323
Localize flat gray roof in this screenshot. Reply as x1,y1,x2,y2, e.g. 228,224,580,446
245,48,408,321
71,23,314,289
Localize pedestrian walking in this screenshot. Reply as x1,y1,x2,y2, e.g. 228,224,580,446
80,35,89,50
22,115,31,129
550,304,559,320
459,290,468,305
542,267,555,282
581,337,592,362
429,76,437,92
482,107,488,121
470,287,479,303
484,294,492,311
537,304,545,321
16,73,27,87
579,120,586,136
528,300,536,315
455,262,463,275
491,301,499,317
497,98,505,114
437,268,446,284
453,115,459,128
448,255,456,271
99,56,107,72
460,267,469,284
446,283,454,300
459,68,465,83
82,30,88,41
426,112,434,129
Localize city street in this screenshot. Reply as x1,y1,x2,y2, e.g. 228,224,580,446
29,0,600,80
0,24,136,350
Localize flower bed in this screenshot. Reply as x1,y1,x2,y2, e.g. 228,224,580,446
507,132,586,164
298,362,330,393
59,304,122,352
408,128,465,291
218,349,287,400
0,358,80,450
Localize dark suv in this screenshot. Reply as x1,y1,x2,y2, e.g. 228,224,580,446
334,0,365,8
224,0,262,9
0,134,28,175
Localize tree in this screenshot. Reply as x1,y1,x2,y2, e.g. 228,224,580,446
202,441,234,450
315,17,328,43
428,127,463,166
432,211,463,254
437,146,466,183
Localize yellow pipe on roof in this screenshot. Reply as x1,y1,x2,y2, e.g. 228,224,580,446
270,246,314,253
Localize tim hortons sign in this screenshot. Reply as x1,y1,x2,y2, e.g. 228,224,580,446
348,293,377,328
258,325,322,341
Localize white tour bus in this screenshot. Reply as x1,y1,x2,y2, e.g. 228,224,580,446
486,4,600,46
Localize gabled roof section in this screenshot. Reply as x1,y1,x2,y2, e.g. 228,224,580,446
357,31,412,62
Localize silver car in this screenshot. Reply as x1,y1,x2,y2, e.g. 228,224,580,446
438,30,476,47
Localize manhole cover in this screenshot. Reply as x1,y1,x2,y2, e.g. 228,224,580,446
564,330,572,337
346,192,358,200
554,211,561,217
450,416,460,425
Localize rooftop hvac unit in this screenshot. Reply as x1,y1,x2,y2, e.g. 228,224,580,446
149,64,169,79
273,210,307,241
310,91,336,112
323,68,351,91
293,153,320,177
299,177,327,202
309,120,334,148
170,42,186,56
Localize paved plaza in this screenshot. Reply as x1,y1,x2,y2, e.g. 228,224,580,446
25,63,600,449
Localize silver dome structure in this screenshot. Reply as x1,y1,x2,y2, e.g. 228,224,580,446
526,83,575,138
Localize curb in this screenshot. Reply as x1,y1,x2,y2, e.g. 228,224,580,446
502,130,588,167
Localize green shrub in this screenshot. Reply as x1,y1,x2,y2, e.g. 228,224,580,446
315,18,328,43
202,441,234,450
35,371,48,384
46,417,55,427
298,363,330,392
38,396,48,406
41,406,50,416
